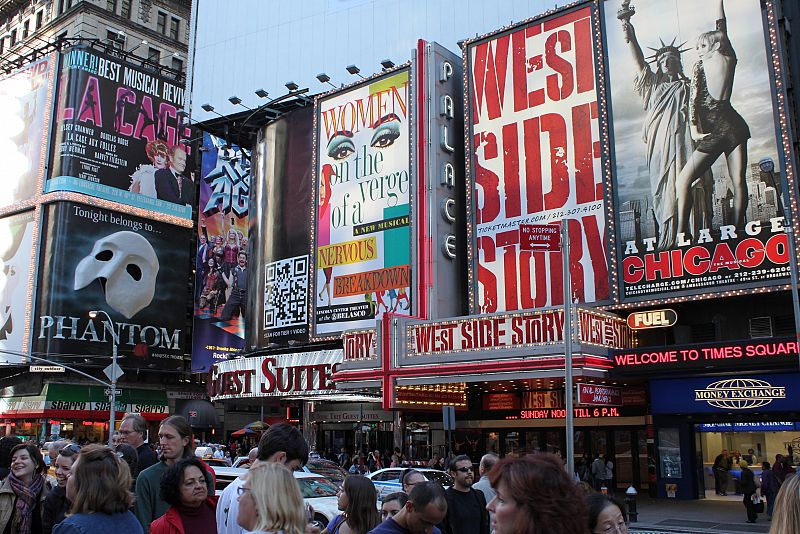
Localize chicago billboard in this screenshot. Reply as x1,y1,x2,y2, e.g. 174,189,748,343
0,211,35,362
191,133,250,372
605,0,789,300
465,4,609,314
33,201,191,369
47,46,193,218
248,107,313,350
0,54,56,208
312,68,412,337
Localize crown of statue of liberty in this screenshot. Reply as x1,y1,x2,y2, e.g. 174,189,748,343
646,37,691,63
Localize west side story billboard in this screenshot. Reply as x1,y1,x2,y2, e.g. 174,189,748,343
0,54,56,209
605,0,789,300
191,133,249,372
249,107,313,350
46,46,193,218
312,68,413,338
465,4,610,314
33,201,191,369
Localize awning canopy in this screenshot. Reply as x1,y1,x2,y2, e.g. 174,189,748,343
0,384,169,421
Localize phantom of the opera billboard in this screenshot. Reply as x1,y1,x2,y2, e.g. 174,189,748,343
46,46,193,218
0,54,56,208
465,4,610,314
0,212,35,362
605,0,789,300
312,68,413,338
248,107,313,350
191,133,250,372
33,201,191,368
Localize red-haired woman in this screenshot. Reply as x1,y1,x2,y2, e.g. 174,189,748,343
486,453,589,534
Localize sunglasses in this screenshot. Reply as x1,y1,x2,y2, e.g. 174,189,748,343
455,467,473,473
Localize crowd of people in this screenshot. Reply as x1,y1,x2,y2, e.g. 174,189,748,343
1,421,800,533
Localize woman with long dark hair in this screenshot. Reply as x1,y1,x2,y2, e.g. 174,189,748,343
0,443,51,534
326,475,380,534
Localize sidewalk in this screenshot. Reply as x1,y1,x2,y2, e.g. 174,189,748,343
628,497,771,534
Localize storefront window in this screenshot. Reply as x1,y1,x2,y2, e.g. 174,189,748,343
544,431,561,456
614,430,633,490
524,431,540,454
503,431,520,457
658,428,682,478
486,432,499,455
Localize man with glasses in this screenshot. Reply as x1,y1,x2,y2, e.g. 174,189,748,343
439,455,488,534
401,469,427,494
119,413,158,471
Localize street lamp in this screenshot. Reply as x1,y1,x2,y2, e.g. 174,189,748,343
89,310,119,448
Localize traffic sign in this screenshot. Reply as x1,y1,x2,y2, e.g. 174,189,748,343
519,224,560,251
103,363,124,383
104,389,122,396
30,365,65,373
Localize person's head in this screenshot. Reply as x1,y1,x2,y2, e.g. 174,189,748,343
111,432,121,448
160,456,211,509
487,453,589,534
479,453,499,477
401,469,427,494
382,492,409,521
66,445,134,514
119,413,148,448
48,440,69,462
337,475,380,532
776,454,784,463
396,481,448,534
158,415,194,464
238,252,247,268
722,449,729,457
169,145,187,174
248,447,258,464
748,449,755,455
448,454,474,491
762,461,771,470
115,443,139,481
237,463,306,534
0,436,22,470
739,460,749,469
656,49,683,76
10,443,46,482
256,423,308,469
587,494,627,534
696,30,723,59
770,474,800,533
55,443,80,488
146,140,169,168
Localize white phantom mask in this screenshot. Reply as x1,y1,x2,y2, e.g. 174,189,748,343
74,231,160,318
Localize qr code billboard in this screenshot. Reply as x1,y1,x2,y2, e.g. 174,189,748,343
264,255,309,330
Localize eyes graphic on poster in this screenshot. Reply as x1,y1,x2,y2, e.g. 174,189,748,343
73,231,160,318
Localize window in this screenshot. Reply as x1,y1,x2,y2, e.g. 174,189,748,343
120,0,131,19
107,0,117,13
169,17,179,40
106,30,125,49
171,56,183,72
35,11,43,30
10,29,16,45
22,20,29,39
156,12,166,34
148,46,160,63
0,37,4,55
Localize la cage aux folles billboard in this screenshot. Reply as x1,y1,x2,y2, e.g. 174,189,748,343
605,0,790,300
191,133,249,372
33,201,191,369
312,68,413,338
47,46,193,218
0,54,56,209
465,3,610,315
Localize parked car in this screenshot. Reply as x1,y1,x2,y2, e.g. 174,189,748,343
231,456,251,468
210,466,338,527
301,459,348,487
366,468,454,500
203,457,232,468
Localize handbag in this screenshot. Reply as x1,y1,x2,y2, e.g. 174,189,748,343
751,493,765,514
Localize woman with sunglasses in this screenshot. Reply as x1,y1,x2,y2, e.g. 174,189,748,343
587,494,627,534
327,475,380,534
42,444,79,534
52,445,141,534
236,463,306,534
0,443,51,534
150,457,216,534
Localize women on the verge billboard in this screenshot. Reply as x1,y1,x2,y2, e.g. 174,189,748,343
605,0,789,300
465,3,610,314
312,68,413,338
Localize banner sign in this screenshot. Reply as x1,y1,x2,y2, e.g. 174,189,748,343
0,212,35,362
466,5,609,314
612,338,798,375
47,46,193,218
650,373,800,414
483,393,521,411
407,308,633,356
395,384,467,409
191,133,249,372
207,350,342,401
576,383,623,406
0,54,56,208
605,0,788,300
698,422,800,432
313,68,412,337
519,224,561,251
32,201,191,368
626,309,677,330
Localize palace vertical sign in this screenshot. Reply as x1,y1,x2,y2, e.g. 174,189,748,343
466,5,609,314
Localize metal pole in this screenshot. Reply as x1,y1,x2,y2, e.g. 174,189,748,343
108,341,118,448
562,219,575,479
